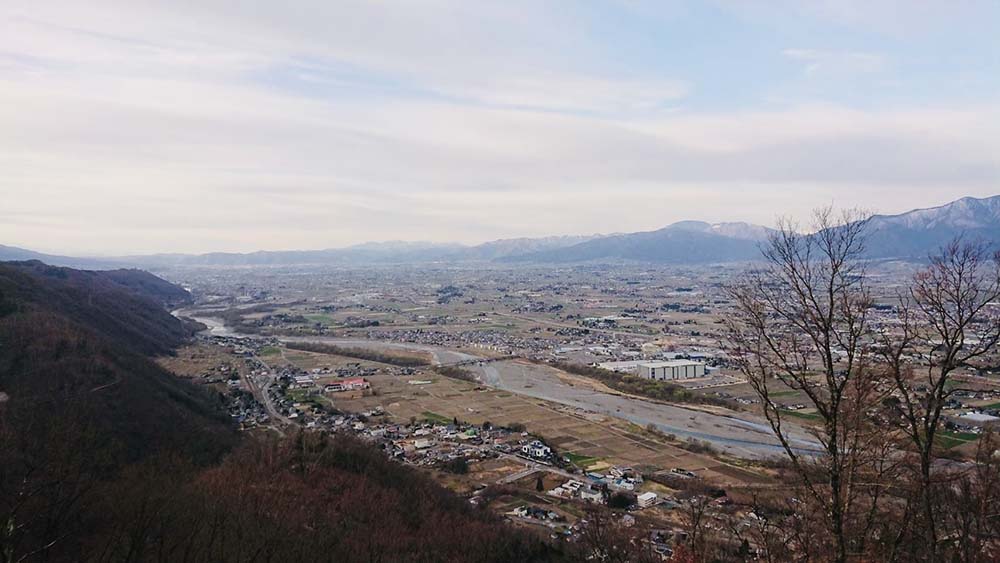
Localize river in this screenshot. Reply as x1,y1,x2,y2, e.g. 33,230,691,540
174,311,820,459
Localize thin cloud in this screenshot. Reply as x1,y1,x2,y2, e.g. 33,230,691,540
782,49,888,76
0,1,997,254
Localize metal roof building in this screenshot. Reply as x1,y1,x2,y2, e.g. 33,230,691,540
638,360,705,381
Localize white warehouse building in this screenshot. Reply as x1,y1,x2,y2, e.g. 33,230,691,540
638,360,705,381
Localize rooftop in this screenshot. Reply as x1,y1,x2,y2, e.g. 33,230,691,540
959,412,1000,422
639,360,704,368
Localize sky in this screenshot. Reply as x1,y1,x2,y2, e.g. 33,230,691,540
2,1,999,255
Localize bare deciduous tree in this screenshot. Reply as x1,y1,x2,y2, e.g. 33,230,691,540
574,507,659,563
725,207,888,563
878,238,1000,561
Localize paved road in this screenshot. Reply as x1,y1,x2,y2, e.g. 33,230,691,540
242,354,292,433
500,466,540,484
497,454,581,484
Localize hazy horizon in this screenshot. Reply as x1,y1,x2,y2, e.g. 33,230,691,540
3,1,998,255
7,192,1000,258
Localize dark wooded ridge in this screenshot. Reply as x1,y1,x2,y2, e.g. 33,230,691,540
0,262,559,563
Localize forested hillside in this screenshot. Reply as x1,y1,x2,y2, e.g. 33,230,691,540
0,261,195,355
0,261,559,562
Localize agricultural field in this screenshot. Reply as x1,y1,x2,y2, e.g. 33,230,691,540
157,343,241,379
328,370,770,487
277,347,391,373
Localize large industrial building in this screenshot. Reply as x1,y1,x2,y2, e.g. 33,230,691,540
638,360,705,381
596,360,644,374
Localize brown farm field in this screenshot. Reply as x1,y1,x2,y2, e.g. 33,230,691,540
329,371,769,487
278,347,396,372
158,343,240,378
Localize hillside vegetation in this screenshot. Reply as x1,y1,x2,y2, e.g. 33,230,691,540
0,261,195,355
0,261,560,563
285,341,432,367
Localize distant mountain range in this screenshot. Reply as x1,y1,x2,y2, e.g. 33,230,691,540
503,221,769,264
4,195,1000,268
865,196,1000,258
0,244,122,270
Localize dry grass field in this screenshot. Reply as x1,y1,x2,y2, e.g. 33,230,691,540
329,370,769,486
277,347,396,372
158,343,238,378
162,342,773,487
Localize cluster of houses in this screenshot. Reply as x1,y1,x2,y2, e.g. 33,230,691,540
545,467,655,507
225,387,270,428
282,368,373,396
282,406,669,512
599,465,646,491
547,479,605,503
331,416,555,472
509,505,564,524
325,378,370,393
355,327,553,356
203,338,735,560
943,389,1000,430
